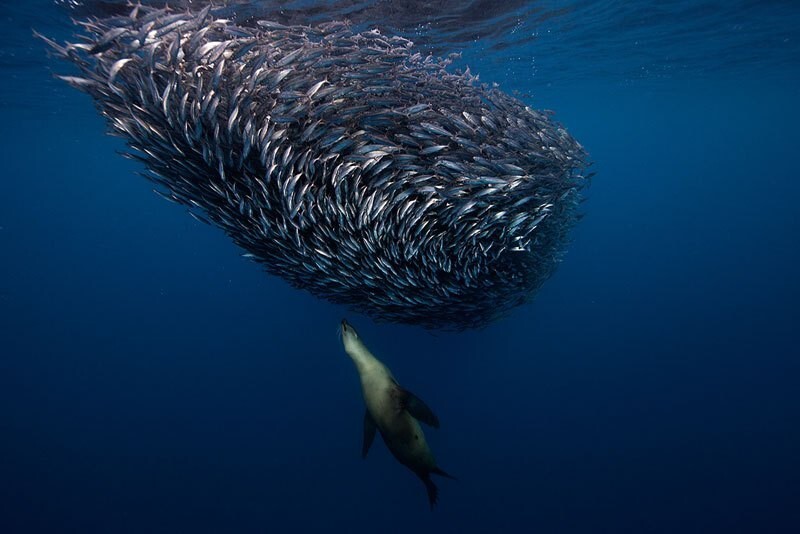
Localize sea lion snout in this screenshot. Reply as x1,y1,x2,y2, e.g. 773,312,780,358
340,319,358,338
340,319,361,354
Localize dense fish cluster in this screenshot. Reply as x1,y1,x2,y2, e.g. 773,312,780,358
45,5,589,329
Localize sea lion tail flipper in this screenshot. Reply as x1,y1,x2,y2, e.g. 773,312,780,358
362,410,377,458
431,466,457,480
420,474,439,509
395,387,440,428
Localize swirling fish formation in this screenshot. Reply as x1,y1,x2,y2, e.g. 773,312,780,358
45,4,589,330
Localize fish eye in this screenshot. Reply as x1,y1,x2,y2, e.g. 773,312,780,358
45,6,589,332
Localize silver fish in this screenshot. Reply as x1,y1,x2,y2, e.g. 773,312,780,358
45,5,590,330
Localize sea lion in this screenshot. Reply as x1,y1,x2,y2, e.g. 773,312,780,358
340,319,454,508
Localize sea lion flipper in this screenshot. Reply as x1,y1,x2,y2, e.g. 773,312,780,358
362,410,377,458
396,387,440,428
420,473,439,509
431,466,456,480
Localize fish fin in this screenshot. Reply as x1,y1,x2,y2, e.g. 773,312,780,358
394,387,440,428
362,410,377,459
419,473,439,509
431,466,457,480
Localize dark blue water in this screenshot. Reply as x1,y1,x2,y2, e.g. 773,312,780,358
1,1,799,532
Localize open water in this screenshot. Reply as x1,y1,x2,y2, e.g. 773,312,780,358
0,1,798,532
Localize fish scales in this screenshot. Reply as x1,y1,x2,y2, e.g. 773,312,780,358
47,5,589,330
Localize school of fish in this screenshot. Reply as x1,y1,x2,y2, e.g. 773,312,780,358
44,5,590,329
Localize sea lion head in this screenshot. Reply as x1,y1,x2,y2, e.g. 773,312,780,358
340,319,363,354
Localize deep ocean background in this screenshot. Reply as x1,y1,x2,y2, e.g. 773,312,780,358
1,1,798,532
